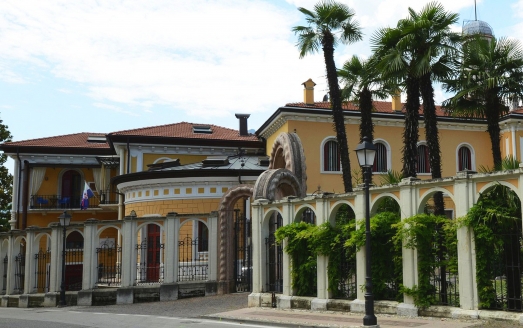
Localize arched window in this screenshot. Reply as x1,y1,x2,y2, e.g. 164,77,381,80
417,144,431,173
373,142,388,173
323,140,340,172
458,146,472,171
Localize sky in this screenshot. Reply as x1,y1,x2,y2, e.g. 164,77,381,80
0,0,521,172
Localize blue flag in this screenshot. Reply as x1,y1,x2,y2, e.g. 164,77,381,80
81,182,94,210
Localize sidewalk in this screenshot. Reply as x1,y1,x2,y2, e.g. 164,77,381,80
204,307,482,328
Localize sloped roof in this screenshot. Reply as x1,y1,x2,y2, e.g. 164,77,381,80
1,132,110,149
284,101,449,116
109,122,259,142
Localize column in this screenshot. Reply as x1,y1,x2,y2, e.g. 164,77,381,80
23,228,35,294
455,171,478,310
312,197,329,311
9,160,19,230
82,219,98,290
48,224,62,293
163,213,177,284
353,190,366,302
208,211,218,281
282,198,293,297
4,232,16,295
119,216,137,287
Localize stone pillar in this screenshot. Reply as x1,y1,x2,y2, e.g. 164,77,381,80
282,198,293,297
248,199,267,307
48,223,62,293
351,189,366,312
82,219,98,290
160,212,179,301
5,232,16,295
119,215,137,288
455,171,478,310
314,197,329,309
208,211,218,281
23,228,36,295
397,177,420,316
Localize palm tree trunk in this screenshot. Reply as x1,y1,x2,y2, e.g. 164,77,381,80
485,92,503,169
402,75,420,178
420,73,445,216
322,32,352,192
359,87,374,142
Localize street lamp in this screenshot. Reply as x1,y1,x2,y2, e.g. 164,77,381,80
355,136,377,327
58,211,71,307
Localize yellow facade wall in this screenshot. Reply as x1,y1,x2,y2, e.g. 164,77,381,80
127,198,223,217
265,122,289,156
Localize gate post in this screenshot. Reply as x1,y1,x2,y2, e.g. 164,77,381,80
48,223,62,293
282,198,293,297
455,171,478,310
4,232,16,296
208,211,218,281
82,219,98,290
120,215,137,287
23,227,35,295
313,197,329,310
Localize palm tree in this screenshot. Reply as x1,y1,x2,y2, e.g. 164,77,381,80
293,0,362,193
338,55,395,142
373,2,459,216
444,36,523,169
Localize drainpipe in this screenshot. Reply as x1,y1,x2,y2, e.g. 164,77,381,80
126,137,130,174
15,148,21,230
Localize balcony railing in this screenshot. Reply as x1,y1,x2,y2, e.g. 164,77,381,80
30,190,120,210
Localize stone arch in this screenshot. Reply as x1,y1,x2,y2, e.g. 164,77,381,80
269,132,307,195
328,200,356,225
217,184,254,288
371,192,401,216
294,204,316,224
417,187,456,215
477,181,520,201
253,169,304,201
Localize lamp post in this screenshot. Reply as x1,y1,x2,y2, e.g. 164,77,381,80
58,211,71,307
355,136,377,326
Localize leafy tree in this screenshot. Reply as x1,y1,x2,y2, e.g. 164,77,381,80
293,0,362,192
0,117,12,232
444,36,523,169
338,55,395,142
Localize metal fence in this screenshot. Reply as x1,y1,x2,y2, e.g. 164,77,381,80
178,235,208,281
96,242,121,287
14,253,24,294
2,255,7,293
65,248,83,291
136,238,164,285
34,249,51,293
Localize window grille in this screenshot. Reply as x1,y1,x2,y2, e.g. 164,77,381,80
458,147,472,171
323,140,340,171
417,145,431,173
373,143,387,173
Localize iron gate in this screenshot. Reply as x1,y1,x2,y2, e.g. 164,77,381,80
96,242,121,287
178,235,208,281
136,238,164,285
14,253,24,294
265,213,283,293
234,210,252,292
65,248,83,291
2,255,7,293
34,249,51,293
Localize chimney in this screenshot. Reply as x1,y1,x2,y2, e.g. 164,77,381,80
235,114,250,136
302,78,316,105
391,90,402,112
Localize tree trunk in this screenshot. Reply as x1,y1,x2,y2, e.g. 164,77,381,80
485,92,503,169
359,86,374,142
402,75,420,178
420,73,445,216
322,32,352,192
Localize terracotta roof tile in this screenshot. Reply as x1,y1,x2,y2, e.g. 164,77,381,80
2,133,110,149
285,101,449,117
110,122,259,141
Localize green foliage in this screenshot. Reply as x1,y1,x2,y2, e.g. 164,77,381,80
347,211,403,301
375,196,401,215
460,184,521,309
394,214,458,308
478,155,521,173
0,117,12,232
379,170,403,186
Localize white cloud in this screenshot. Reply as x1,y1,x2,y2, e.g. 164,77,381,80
0,0,329,120
93,102,139,117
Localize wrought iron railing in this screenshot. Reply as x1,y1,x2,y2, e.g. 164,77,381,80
98,190,120,205
34,249,51,293
65,248,83,291
14,253,24,294
2,255,7,293
178,235,208,281
96,242,121,287
30,194,99,209
136,239,164,285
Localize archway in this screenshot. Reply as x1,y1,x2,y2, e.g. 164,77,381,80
136,223,164,284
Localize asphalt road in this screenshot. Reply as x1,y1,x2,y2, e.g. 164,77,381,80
0,293,252,328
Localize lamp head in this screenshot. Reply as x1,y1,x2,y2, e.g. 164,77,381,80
58,211,71,227
355,136,377,168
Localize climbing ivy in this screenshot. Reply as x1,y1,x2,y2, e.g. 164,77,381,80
460,184,521,309
394,214,458,308
346,211,403,301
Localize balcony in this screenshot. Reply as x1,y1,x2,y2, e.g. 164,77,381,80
30,190,120,210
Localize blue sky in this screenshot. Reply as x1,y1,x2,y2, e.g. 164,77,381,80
0,0,520,172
